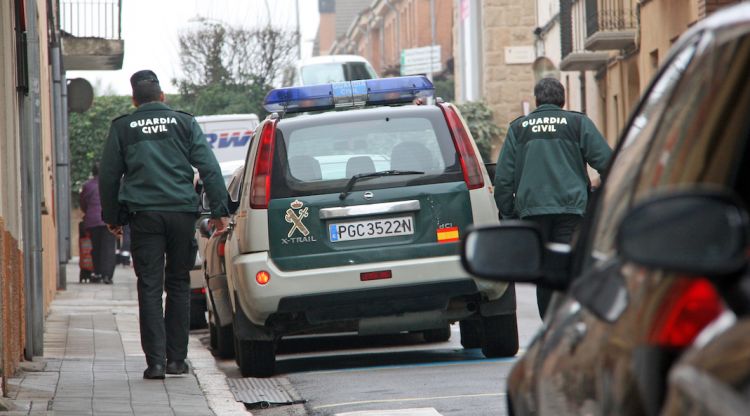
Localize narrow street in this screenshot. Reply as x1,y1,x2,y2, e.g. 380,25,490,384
3,261,540,416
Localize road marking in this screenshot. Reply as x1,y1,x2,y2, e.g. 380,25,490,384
316,392,505,410
302,353,522,375
335,408,443,416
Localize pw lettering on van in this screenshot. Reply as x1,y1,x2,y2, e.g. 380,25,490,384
205,131,254,149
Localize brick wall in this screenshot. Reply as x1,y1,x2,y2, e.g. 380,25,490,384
318,12,336,55
0,218,26,395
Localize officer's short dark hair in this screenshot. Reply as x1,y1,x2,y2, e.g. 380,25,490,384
91,161,99,176
130,69,162,105
534,77,565,107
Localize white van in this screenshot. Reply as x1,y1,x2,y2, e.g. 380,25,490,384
293,55,378,86
196,114,260,163
190,113,259,329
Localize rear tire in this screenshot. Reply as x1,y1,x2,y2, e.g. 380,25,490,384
209,322,218,350
459,319,482,349
215,324,235,359
423,325,451,343
236,336,276,377
480,313,519,358
190,300,208,330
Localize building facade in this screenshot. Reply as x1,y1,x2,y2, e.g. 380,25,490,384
453,0,537,159
0,0,123,389
324,0,454,78
559,0,741,143
459,0,743,161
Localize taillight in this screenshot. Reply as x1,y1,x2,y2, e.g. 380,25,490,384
250,120,277,209
647,277,723,348
438,103,484,190
217,240,225,257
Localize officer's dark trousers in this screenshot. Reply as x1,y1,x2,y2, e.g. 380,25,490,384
130,211,197,366
524,214,582,320
88,225,117,279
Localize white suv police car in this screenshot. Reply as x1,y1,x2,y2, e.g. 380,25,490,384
219,76,517,377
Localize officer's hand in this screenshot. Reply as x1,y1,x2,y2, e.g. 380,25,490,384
106,224,123,237
211,217,230,233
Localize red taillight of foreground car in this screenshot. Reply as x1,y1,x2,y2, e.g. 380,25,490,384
191,287,207,295
217,240,225,257
256,271,270,285
647,277,723,348
438,103,484,190
250,120,277,209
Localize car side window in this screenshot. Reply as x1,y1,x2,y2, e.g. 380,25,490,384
582,38,699,267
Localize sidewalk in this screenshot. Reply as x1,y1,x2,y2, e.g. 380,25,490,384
1,260,249,416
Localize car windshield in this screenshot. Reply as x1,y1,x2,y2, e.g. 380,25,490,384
271,107,463,198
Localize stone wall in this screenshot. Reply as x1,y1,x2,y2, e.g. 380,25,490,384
480,0,536,159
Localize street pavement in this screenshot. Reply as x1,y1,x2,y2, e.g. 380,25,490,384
0,260,248,416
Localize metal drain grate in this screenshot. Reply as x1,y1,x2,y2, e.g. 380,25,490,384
227,377,305,408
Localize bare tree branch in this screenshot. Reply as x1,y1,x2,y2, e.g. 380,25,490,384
175,20,298,93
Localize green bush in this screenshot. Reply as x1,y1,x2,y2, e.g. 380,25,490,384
68,95,133,206
456,101,503,162
433,78,455,102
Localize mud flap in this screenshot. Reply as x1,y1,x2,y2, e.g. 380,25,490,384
479,282,516,316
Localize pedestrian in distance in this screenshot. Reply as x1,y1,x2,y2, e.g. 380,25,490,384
79,162,117,284
99,70,230,380
494,77,613,319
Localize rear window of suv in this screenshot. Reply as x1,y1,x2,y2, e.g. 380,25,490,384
270,106,464,198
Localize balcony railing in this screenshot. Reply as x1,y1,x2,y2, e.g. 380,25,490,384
60,0,124,70
585,0,637,50
560,0,608,71
60,0,122,39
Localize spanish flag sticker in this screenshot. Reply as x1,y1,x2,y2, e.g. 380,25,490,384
436,226,459,243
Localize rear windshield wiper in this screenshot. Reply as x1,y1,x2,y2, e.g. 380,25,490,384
339,170,424,200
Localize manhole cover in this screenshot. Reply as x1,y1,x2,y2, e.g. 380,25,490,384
227,377,305,409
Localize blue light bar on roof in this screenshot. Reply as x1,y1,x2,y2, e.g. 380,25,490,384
263,76,435,113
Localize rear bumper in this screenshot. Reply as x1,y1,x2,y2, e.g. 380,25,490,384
230,252,509,331
278,279,477,323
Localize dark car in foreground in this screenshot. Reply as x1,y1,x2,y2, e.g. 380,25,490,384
462,4,750,415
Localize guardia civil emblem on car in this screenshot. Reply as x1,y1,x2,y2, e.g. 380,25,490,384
285,199,310,237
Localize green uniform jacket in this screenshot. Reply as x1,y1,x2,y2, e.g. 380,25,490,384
99,102,229,224
494,104,613,219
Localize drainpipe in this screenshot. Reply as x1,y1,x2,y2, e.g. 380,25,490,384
384,0,400,64
21,0,45,358
365,15,372,64
375,9,385,72
430,0,436,80
579,71,587,113
53,43,69,291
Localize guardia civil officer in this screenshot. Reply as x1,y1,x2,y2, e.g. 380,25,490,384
494,77,612,319
99,70,230,380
